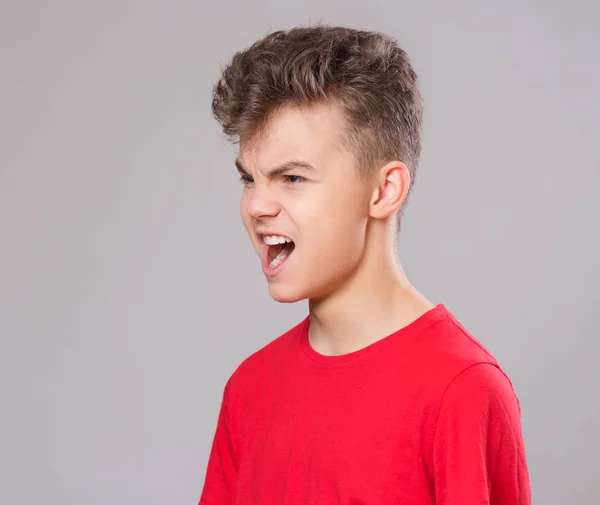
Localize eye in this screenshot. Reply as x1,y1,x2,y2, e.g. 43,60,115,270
239,174,254,186
284,175,305,184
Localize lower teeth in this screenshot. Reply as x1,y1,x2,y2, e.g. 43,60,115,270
269,245,292,268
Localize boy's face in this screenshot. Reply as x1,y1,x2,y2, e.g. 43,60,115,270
237,103,375,303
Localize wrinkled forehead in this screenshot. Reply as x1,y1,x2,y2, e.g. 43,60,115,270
238,103,353,171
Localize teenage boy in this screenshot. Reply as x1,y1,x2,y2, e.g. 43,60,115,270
199,25,531,505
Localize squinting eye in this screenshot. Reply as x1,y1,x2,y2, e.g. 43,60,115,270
285,175,305,184
239,175,254,185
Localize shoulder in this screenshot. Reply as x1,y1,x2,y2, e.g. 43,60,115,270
440,362,520,416
224,317,307,395
427,311,522,433
427,307,498,364
415,306,505,385
406,306,521,419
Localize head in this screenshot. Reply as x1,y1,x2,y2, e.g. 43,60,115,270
211,25,423,303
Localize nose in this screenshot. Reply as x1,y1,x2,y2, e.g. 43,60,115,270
244,184,281,219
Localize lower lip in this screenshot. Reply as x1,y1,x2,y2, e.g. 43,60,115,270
261,243,294,278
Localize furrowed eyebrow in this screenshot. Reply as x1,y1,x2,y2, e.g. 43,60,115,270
267,160,317,178
235,159,317,178
235,159,250,176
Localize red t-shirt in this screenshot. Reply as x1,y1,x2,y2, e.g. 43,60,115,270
199,304,531,504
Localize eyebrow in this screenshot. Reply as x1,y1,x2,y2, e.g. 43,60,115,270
235,159,317,178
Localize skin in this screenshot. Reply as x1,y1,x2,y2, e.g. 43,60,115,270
236,102,434,357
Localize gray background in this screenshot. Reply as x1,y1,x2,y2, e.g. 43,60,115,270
1,0,598,503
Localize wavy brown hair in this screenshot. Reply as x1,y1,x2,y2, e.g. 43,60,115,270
211,24,423,208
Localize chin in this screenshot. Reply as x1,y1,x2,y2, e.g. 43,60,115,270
267,283,308,304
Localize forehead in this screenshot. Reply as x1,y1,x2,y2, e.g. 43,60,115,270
238,103,353,169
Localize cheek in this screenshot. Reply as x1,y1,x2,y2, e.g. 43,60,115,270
303,195,367,257
332,190,369,248
290,181,368,249
323,184,368,229
299,183,362,220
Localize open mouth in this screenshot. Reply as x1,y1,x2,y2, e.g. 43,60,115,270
263,235,296,270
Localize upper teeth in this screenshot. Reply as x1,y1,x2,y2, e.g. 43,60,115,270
263,235,292,245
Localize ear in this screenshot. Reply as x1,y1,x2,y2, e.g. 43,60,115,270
368,161,411,220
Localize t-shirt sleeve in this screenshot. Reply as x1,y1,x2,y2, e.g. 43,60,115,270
198,377,239,505
432,362,531,505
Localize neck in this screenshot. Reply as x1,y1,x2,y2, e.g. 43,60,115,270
307,227,434,356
